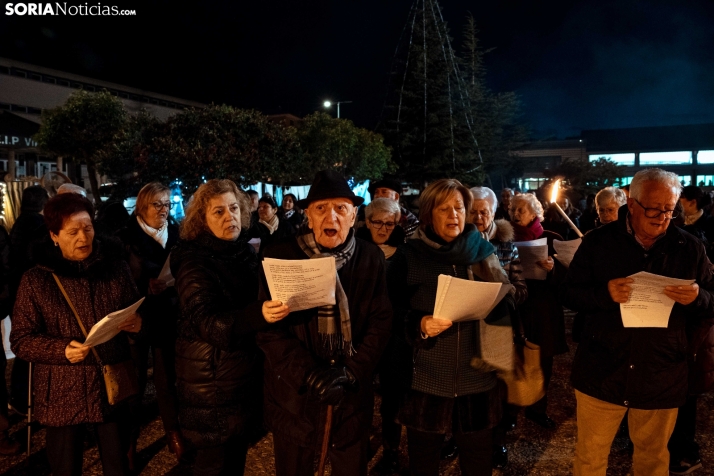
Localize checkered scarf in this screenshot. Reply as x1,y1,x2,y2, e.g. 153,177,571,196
297,227,356,357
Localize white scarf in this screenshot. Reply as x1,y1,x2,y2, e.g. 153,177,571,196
684,209,703,226
260,214,280,235
137,215,168,249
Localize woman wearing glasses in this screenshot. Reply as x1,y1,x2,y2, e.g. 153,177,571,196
356,197,405,262
117,182,185,465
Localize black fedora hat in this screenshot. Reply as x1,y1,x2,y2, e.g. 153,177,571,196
368,176,403,196
296,170,365,209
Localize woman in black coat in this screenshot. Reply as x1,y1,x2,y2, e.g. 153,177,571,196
171,179,288,476
257,196,295,255
116,182,183,464
510,193,567,429
279,193,305,232
679,185,714,260
388,179,514,476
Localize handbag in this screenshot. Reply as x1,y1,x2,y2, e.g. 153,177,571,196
499,306,545,407
52,274,139,405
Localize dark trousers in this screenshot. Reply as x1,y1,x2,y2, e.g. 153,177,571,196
45,419,131,476
527,353,554,415
10,356,29,413
272,431,369,476
407,427,492,476
130,338,179,439
0,351,9,432
193,435,249,476
379,369,403,452
668,394,699,461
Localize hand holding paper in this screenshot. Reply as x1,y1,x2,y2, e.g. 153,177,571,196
83,297,145,347
513,238,548,280
433,275,513,322
664,283,699,305
262,257,336,312
619,272,695,327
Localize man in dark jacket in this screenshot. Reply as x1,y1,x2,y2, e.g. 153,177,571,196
256,170,392,476
563,168,714,476
356,176,419,237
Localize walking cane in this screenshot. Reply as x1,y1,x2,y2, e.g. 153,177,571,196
26,361,32,459
317,404,334,476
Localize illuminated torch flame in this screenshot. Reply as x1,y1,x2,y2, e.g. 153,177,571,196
550,179,560,204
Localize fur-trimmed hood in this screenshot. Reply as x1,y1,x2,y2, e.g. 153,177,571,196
486,219,515,243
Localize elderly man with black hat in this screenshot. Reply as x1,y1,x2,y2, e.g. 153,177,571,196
357,176,419,237
256,170,393,476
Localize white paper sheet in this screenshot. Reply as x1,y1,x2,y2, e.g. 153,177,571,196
553,238,582,268
262,257,336,312
619,271,695,328
83,297,145,347
157,253,175,287
433,274,513,322
513,238,548,280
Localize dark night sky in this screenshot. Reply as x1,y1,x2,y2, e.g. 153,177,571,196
1,0,714,138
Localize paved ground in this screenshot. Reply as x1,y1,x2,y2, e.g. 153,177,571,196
1,312,713,475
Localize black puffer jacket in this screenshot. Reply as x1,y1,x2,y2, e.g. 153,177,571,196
563,214,714,409
117,215,179,345
171,233,267,448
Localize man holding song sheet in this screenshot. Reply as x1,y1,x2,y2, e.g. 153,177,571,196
256,170,392,476
563,168,714,476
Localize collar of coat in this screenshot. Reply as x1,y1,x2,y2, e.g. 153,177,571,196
34,236,125,278
484,219,515,243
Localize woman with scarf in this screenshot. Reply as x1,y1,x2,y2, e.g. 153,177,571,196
171,179,288,476
280,193,305,232
11,193,142,476
257,196,295,255
509,193,567,429
256,170,392,476
355,197,405,262
117,182,184,465
388,179,514,476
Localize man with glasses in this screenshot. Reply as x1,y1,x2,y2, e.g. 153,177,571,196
563,168,714,476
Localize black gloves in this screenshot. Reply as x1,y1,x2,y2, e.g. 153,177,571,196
304,365,358,406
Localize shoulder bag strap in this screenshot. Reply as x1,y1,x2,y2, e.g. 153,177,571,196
52,273,102,365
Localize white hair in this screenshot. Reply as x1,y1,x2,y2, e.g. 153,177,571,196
57,183,87,197
595,186,627,209
510,193,544,222
365,197,401,221
629,168,683,200
470,187,498,214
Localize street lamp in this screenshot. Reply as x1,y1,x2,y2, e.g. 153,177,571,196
323,100,352,119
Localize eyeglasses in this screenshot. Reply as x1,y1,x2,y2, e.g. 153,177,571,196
633,199,678,219
151,201,173,211
369,219,396,230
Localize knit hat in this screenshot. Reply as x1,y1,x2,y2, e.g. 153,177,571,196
296,170,364,209
368,176,403,196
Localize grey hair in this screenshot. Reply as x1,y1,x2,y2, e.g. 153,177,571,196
595,186,627,209
470,187,498,214
510,193,544,222
630,168,683,200
57,183,87,197
365,197,401,222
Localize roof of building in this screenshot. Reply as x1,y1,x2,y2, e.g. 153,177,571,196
582,123,714,153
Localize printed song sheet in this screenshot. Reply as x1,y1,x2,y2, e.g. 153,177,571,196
433,274,513,322
262,257,336,312
157,254,175,287
83,297,145,347
553,238,582,268
620,271,695,328
513,238,548,280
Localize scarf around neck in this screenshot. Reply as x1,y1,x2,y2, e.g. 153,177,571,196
137,215,168,248
684,209,704,226
259,214,280,235
512,219,543,242
296,227,356,357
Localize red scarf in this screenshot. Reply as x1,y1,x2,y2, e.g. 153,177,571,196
513,219,544,241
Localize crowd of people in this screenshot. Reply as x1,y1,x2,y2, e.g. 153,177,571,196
0,167,711,476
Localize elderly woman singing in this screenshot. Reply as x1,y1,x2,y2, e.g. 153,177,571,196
388,179,515,476
11,193,142,476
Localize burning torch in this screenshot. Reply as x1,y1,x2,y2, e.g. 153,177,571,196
549,179,584,238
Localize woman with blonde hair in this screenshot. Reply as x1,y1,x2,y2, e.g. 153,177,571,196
117,181,183,465
171,179,288,475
